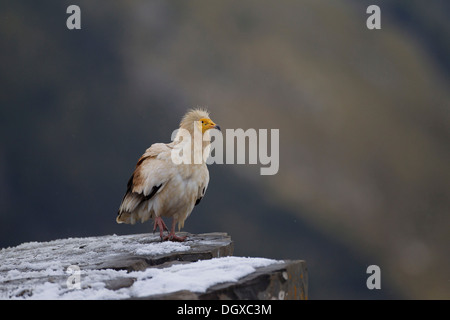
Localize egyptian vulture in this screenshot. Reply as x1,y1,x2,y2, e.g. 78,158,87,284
116,109,220,241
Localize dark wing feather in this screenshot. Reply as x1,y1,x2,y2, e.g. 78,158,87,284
117,155,163,219
195,187,206,206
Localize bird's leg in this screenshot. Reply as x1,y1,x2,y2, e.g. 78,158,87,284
163,219,187,242
153,216,169,241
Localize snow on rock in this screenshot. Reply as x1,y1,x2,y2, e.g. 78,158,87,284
18,256,278,300
0,233,282,300
128,257,280,298
133,241,189,255
0,233,191,274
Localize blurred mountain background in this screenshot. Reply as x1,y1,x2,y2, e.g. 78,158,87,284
0,0,449,299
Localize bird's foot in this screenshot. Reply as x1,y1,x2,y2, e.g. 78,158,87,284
163,232,187,242
153,217,169,240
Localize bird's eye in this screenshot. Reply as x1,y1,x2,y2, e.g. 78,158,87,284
201,121,204,124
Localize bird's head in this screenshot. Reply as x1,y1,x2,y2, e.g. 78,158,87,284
199,117,221,134
180,108,221,134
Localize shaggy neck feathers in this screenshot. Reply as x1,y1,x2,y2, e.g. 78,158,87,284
179,108,210,133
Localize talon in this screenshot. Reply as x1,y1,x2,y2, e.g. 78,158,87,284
159,218,187,242
153,216,169,240
163,232,187,242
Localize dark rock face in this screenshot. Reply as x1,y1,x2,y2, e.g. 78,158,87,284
0,233,307,300
204,260,308,300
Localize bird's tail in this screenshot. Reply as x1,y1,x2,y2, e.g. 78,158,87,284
117,205,153,225
116,212,126,224
116,211,133,224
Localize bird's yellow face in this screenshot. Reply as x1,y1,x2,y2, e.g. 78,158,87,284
199,118,221,133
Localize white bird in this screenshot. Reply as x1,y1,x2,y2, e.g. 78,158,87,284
116,108,220,241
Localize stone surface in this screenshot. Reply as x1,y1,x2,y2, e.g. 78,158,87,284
0,232,307,300
92,232,234,271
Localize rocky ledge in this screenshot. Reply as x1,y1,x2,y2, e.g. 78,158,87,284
0,232,307,300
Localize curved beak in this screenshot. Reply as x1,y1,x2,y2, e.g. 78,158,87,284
213,124,221,131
